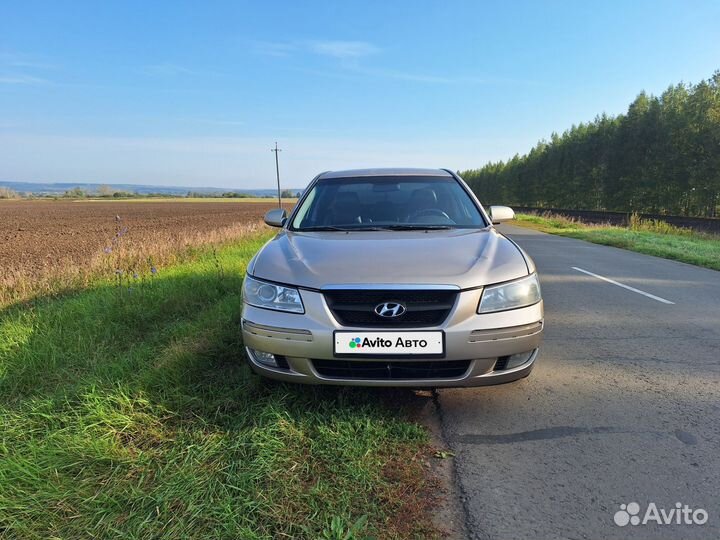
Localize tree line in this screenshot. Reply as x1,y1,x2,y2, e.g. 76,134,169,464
461,72,720,217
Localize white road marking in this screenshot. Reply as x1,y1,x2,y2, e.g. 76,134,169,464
571,267,675,305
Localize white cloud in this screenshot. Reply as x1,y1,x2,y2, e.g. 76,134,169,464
0,74,48,85
256,40,537,86
0,52,55,84
141,63,227,79
143,63,198,76
0,52,57,70
307,40,379,59
252,39,379,60
194,119,246,127
251,41,297,57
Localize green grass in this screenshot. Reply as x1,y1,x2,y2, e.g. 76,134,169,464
0,235,435,539
513,213,720,271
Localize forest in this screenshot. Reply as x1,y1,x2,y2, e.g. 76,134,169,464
461,72,720,217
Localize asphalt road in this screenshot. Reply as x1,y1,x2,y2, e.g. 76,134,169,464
438,224,720,540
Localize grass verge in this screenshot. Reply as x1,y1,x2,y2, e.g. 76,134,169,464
0,236,438,539
513,213,720,271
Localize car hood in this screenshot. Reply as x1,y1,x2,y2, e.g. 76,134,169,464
249,228,530,290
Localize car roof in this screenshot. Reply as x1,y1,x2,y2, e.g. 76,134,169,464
318,168,453,179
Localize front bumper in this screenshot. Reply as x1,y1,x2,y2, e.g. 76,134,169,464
241,288,543,387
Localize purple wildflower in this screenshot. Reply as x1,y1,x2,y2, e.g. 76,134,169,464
133,272,139,279
104,247,112,254
150,266,158,275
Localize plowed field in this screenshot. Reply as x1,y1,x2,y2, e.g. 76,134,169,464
1,200,277,276
0,199,282,304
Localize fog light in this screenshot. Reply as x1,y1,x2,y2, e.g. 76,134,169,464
505,351,534,369
250,348,279,367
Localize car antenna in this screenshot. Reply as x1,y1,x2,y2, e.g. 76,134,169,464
271,141,282,209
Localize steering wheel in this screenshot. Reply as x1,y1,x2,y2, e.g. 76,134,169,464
407,208,454,223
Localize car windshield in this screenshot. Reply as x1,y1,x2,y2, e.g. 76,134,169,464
290,176,487,230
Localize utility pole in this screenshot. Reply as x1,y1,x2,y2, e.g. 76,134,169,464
271,142,282,209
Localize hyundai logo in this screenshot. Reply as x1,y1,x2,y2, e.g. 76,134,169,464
374,302,407,318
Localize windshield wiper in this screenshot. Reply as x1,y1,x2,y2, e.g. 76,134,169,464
299,224,454,232
298,226,356,232
380,224,454,230
300,225,398,232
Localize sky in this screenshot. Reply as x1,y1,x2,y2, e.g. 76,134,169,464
1,0,719,190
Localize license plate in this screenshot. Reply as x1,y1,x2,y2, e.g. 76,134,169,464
334,331,444,356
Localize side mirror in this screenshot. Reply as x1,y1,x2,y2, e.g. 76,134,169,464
489,205,515,224
264,208,287,228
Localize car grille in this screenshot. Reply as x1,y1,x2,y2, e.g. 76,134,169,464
493,356,510,371
313,359,471,380
323,289,457,327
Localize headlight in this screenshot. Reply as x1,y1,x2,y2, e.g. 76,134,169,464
243,275,304,313
478,273,541,314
